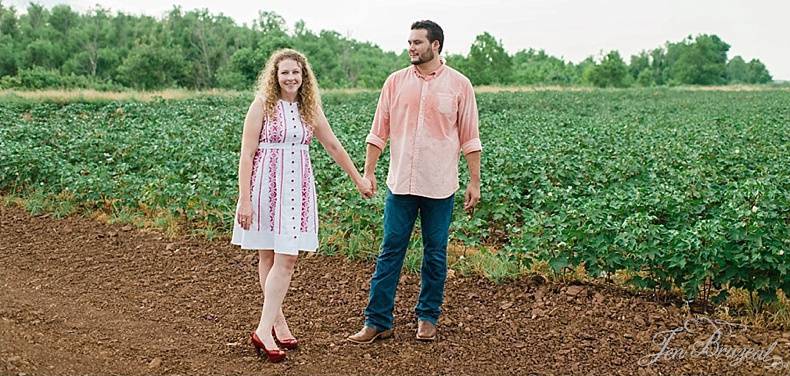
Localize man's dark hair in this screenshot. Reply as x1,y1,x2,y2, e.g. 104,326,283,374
411,20,444,54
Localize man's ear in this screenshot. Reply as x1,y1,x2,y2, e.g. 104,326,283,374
432,40,441,52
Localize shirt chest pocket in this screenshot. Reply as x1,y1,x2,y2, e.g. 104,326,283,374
435,93,457,116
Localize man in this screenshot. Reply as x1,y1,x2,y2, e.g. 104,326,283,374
348,20,482,344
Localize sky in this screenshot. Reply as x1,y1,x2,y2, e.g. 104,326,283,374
7,0,790,80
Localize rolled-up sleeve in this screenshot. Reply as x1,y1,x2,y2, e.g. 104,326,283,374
366,75,394,150
458,80,482,155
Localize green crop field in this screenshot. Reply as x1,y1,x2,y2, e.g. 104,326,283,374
1,89,788,302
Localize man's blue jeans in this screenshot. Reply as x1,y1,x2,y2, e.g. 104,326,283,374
364,189,455,331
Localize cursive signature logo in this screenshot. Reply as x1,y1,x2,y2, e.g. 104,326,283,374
639,317,784,371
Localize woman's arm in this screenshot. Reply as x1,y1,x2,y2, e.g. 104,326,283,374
237,96,265,229
312,106,373,198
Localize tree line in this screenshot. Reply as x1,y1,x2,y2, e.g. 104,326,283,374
450,32,772,87
0,2,774,90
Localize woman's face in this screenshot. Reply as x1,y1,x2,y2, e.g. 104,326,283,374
277,58,303,97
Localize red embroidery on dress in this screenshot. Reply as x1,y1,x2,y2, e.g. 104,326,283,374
255,149,267,231
300,116,313,145
281,101,288,143
267,148,279,232
300,151,310,232
250,149,262,196
259,103,287,231
309,157,317,232
277,148,285,234
265,104,284,143
261,114,268,143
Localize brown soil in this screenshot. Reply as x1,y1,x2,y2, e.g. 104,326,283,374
1,205,788,375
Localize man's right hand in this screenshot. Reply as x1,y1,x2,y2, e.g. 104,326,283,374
363,143,382,197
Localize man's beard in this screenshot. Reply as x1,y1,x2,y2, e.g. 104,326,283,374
411,49,435,65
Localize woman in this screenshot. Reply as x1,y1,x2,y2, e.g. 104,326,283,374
231,49,372,363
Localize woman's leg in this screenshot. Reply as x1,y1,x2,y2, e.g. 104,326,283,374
255,253,298,349
257,251,294,340
257,250,275,292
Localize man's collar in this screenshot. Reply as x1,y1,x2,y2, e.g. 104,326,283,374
412,58,445,80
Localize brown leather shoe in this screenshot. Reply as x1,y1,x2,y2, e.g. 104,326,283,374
416,320,437,341
346,326,393,344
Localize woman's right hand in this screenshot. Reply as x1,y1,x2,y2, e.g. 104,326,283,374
237,199,253,230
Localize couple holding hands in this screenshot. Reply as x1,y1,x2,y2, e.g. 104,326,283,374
231,20,482,362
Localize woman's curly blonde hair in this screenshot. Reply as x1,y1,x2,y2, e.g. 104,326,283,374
255,49,321,128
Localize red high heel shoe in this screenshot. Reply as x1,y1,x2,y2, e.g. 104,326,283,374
250,331,286,363
272,328,298,350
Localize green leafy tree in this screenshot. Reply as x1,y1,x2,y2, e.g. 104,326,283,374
80,7,113,77
253,11,287,35
667,34,730,85
636,68,655,86
19,3,50,40
511,49,577,85
585,51,630,88
466,32,512,85
117,44,188,89
445,53,470,78
49,4,79,36
0,34,16,76
0,2,20,38
575,57,595,85
726,56,750,83
217,47,261,89
164,8,227,88
746,59,772,83
628,51,650,82
23,39,60,68
649,47,668,85
629,50,662,86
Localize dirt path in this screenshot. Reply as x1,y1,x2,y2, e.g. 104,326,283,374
1,205,788,375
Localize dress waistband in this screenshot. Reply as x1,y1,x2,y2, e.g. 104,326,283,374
257,142,309,151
